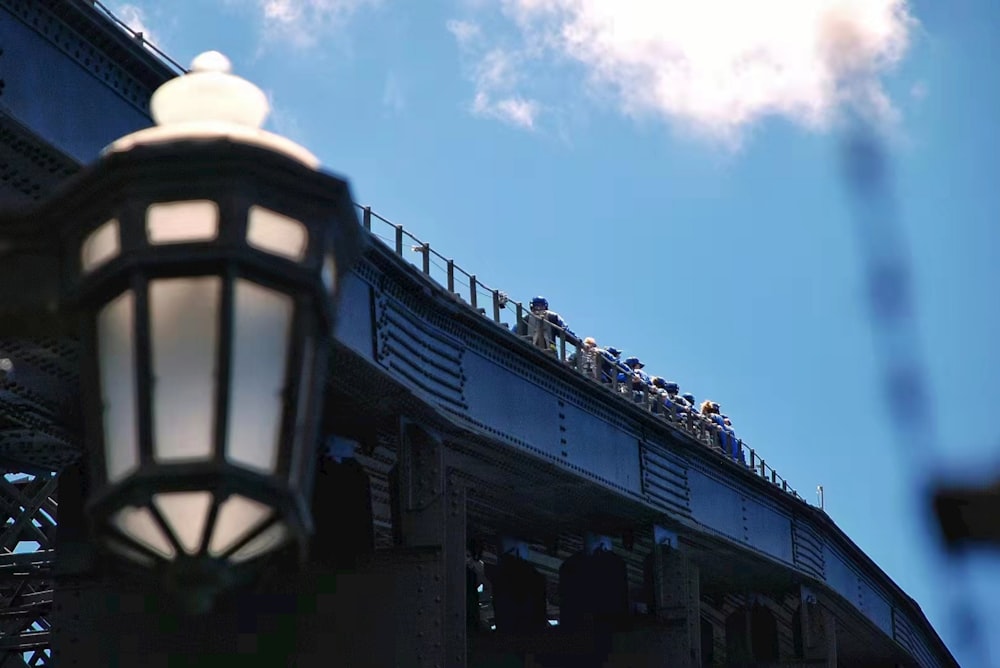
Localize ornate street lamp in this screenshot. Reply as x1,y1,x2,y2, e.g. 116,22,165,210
33,51,362,610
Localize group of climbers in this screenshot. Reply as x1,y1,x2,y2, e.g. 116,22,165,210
514,296,742,462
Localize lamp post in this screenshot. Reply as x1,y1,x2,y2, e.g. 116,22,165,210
6,51,362,611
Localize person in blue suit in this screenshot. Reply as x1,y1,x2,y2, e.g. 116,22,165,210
601,346,629,385
514,296,574,354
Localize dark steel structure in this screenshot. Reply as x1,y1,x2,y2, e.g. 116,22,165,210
0,2,959,666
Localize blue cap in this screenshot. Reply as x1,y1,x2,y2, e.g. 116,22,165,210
606,347,621,357
624,356,644,368
664,381,679,393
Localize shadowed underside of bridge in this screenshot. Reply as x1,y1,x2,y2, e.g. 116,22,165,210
0,2,957,667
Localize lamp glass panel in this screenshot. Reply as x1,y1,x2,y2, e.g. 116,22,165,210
111,506,176,559
225,280,292,474
82,219,120,272
246,206,308,261
147,200,219,244
229,521,289,563
98,290,139,484
152,491,213,554
150,277,220,462
208,493,271,557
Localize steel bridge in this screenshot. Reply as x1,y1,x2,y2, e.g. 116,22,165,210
0,2,958,666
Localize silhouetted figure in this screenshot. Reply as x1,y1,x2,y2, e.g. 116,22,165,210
467,538,486,631
467,564,481,631
310,454,374,570
558,546,629,666
485,553,548,634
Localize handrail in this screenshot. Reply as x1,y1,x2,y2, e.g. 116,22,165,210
358,203,803,503
90,0,188,76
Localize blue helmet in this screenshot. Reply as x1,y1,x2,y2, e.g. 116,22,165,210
682,392,695,404
530,296,548,310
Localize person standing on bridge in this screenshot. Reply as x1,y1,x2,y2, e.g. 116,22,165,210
568,336,603,380
621,356,651,402
515,296,574,355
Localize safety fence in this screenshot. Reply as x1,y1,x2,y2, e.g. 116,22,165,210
358,204,803,503
94,1,188,76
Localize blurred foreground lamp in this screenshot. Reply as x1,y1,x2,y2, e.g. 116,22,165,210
44,51,361,609
933,479,1000,550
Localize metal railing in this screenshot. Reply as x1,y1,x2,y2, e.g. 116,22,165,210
358,206,803,502
91,1,188,76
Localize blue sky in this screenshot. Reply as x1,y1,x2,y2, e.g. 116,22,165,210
109,0,998,663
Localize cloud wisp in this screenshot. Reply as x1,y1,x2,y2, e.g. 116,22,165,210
238,0,380,48
447,19,541,130
448,0,918,144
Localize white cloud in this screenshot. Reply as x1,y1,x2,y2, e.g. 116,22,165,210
446,19,481,47
239,0,380,48
450,0,917,144
448,21,541,130
474,94,539,129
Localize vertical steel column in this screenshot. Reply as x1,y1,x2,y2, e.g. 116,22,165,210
397,421,468,668
652,544,702,667
799,587,838,667
821,607,838,668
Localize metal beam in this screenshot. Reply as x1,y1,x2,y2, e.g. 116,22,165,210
0,629,48,651
651,544,701,667
396,421,468,667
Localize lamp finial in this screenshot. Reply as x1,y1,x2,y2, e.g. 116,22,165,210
105,50,317,167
